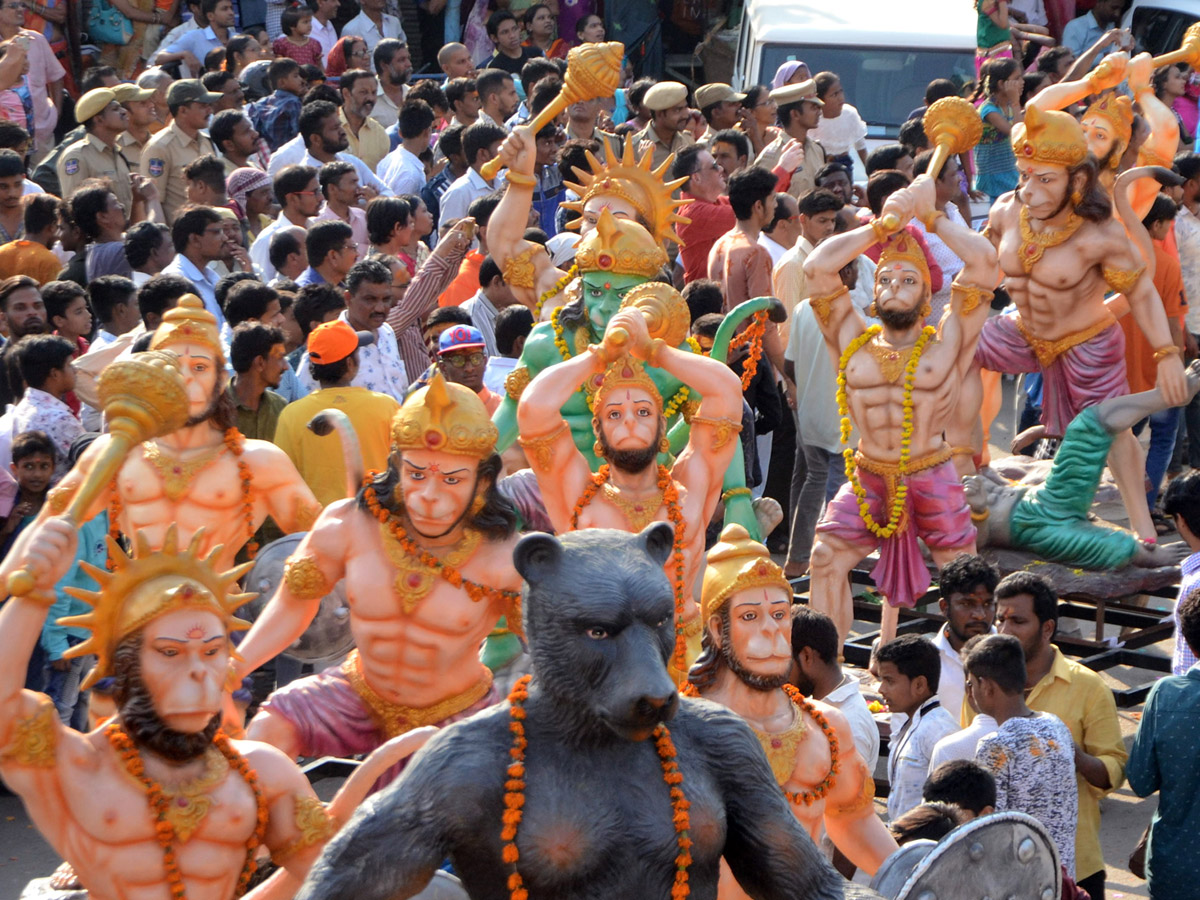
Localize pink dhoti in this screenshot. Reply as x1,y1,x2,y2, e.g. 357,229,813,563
815,447,976,608
975,313,1128,438
261,650,499,790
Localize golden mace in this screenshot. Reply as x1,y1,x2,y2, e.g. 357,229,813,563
605,282,691,353
480,41,625,181
878,96,983,234
7,351,190,596
1151,23,1200,69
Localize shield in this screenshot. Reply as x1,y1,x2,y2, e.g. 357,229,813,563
238,533,355,663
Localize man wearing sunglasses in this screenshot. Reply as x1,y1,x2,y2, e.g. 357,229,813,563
436,324,498,413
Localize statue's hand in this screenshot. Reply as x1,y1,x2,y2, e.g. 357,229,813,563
1127,52,1154,92
1157,352,1189,406
1089,51,1129,93
21,516,76,596
879,186,915,230
909,174,938,223
495,125,537,176
604,308,652,360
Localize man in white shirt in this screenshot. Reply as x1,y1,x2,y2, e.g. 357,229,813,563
791,605,880,771
248,164,321,282
371,39,412,130
296,259,408,400
266,109,396,199
310,0,339,64
379,99,434,195
759,192,801,268
342,0,406,52
931,554,1000,722
439,121,507,225
460,255,517,357
1174,154,1200,470
812,72,869,179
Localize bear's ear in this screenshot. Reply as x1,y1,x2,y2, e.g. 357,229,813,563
514,532,564,584
638,522,675,567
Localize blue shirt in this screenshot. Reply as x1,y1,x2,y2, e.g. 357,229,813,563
164,24,225,63
1127,668,1200,900
162,253,224,329
1061,12,1118,64
295,266,327,286
1173,551,1200,673
248,89,302,153
41,512,107,661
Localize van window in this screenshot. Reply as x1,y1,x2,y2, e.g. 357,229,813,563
759,45,973,138
1131,7,1196,56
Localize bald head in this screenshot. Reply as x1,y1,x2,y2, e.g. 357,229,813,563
438,43,475,79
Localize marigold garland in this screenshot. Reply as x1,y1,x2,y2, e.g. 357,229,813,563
107,476,123,571
836,325,936,538
779,684,840,806
502,675,691,900
363,474,521,607
106,723,268,899
223,428,258,559
731,310,768,391
534,264,577,318
570,464,689,672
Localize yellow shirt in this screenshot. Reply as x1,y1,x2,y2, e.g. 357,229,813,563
970,647,1127,880
340,108,391,172
273,385,400,507
0,240,62,285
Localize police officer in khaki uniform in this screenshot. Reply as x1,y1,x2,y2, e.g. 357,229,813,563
114,82,159,159
140,79,221,222
631,81,696,170
58,88,138,217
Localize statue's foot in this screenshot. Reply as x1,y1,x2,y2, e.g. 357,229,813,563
1133,539,1191,568
48,863,80,891
752,496,783,537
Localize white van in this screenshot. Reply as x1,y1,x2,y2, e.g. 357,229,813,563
731,0,977,141
1124,0,1200,54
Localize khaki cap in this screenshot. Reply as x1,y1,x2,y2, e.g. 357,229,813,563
768,78,824,106
644,81,688,111
75,88,119,123
694,83,745,108
112,83,156,103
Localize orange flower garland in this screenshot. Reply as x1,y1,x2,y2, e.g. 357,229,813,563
780,684,840,806
106,475,122,571
569,464,689,672
363,474,521,607
731,311,768,391
502,675,692,900
106,724,268,899
223,428,258,560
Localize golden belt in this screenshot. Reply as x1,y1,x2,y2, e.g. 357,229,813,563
1014,314,1115,369
342,650,494,740
853,445,953,537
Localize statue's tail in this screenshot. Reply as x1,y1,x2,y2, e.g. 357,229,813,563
710,295,787,364
307,409,364,500
1113,165,1179,277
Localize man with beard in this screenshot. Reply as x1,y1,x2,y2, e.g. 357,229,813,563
0,275,47,407
339,70,389,171
292,101,392,201
686,524,898,893
233,372,523,783
1,295,321,577
516,278,744,680
0,522,430,899
372,39,412,130
804,173,999,647
931,554,998,719
947,107,1187,546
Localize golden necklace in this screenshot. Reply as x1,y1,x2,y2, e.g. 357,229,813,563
1017,206,1084,274
378,521,482,613
143,746,231,843
864,335,921,384
600,481,665,532
750,703,807,785
141,441,226,502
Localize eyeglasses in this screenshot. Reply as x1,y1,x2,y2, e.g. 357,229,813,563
292,189,320,196
442,351,485,368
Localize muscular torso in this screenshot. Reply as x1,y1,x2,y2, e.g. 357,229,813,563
330,505,523,708
991,201,1115,341
844,337,960,462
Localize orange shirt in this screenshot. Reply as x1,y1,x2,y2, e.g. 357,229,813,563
1120,239,1186,394
439,250,485,307
0,240,62,285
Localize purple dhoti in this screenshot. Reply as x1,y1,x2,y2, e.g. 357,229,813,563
816,448,976,608
261,650,499,790
975,313,1128,438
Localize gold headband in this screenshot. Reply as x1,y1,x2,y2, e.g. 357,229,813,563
390,370,498,459
700,524,790,622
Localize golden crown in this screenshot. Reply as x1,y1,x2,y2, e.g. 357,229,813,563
1083,92,1133,168
592,354,663,420
149,293,225,363
1011,105,1088,170
60,526,254,690
701,524,790,622
390,370,498,459
877,231,931,288
562,134,690,247
575,208,669,278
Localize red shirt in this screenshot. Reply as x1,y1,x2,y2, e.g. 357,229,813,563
677,194,736,284
272,36,325,69
439,250,485,307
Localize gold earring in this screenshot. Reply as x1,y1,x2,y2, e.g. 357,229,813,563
593,439,604,457
1071,188,1082,206
921,300,932,318
659,435,670,454
471,493,486,516
868,302,878,317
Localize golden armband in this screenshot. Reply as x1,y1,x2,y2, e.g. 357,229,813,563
272,795,336,864
921,210,945,233
505,364,532,400
1,697,57,768
689,415,743,451
1153,345,1183,363
950,282,994,317
809,285,850,326
283,556,331,600
1102,264,1146,295
502,244,548,290
503,170,537,188
831,772,876,817
46,483,73,516
293,497,321,533
517,421,569,470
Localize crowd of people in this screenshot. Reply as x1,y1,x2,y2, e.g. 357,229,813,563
0,0,1197,897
